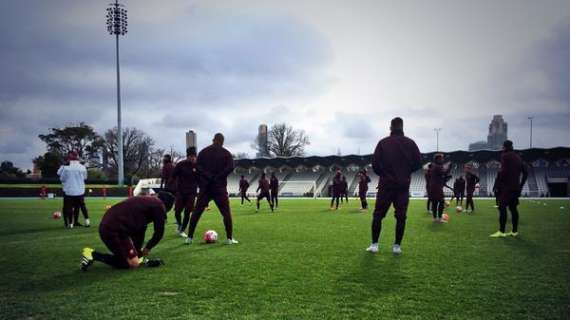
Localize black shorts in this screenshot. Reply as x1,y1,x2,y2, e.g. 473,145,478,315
258,192,270,201
175,193,196,212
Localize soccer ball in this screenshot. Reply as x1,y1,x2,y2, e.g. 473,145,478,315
105,205,112,210
203,230,218,243
444,201,450,208
52,211,62,219
442,213,449,221
456,206,463,213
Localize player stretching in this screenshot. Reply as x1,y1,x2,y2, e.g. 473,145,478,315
186,133,238,245
239,175,251,204
256,173,274,212
428,153,451,223
358,170,371,210
366,117,421,254
465,167,480,213
170,147,198,238
270,172,279,209
80,192,174,270
330,170,342,210
490,140,528,238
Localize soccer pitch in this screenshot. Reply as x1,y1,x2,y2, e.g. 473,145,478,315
0,198,568,319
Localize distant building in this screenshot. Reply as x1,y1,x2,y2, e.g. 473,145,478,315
468,115,508,151
186,130,197,149
256,124,270,158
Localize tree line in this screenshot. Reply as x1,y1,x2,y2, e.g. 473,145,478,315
28,122,309,182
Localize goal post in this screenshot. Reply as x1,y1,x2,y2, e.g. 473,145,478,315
279,180,318,199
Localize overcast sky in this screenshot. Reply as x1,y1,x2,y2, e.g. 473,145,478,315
1,0,569,169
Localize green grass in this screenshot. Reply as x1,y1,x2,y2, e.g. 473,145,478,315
0,198,569,319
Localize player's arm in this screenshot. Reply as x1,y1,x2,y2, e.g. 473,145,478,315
215,152,235,181
520,163,529,193
143,209,165,253
409,140,422,172
372,142,384,176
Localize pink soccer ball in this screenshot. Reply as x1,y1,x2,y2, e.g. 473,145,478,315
52,211,62,219
203,230,218,243
442,213,449,221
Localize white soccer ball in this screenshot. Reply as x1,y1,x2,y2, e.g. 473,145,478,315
456,206,463,213
52,211,62,219
203,230,218,243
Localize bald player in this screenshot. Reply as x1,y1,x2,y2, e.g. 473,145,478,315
428,153,451,223
490,140,528,238
367,117,421,254
269,172,279,209
80,192,174,270
330,170,342,210
186,133,238,245
465,168,480,213
239,175,251,204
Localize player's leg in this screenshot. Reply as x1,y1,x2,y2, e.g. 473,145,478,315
212,192,237,243
245,192,251,202
79,195,90,226
241,193,244,205
181,194,196,237
392,191,410,253
431,199,439,220
368,189,391,252
508,200,520,235
274,192,278,208
83,230,136,270
335,195,340,209
426,197,432,214
174,195,184,232
71,196,82,226
187,192,210,243
257,194,262,211
266,194,274,212
62,195,71,228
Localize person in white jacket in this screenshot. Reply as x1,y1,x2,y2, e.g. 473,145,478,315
58,151,89,228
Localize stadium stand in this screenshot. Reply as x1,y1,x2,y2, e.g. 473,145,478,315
134,148,570,198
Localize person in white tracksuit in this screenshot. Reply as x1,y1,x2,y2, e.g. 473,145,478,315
58,151,89,228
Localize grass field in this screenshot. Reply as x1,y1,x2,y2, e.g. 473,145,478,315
0,197,569,319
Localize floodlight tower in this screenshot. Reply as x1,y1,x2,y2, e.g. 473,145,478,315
434,128,442,152
106,0,128,185
528,116,534,149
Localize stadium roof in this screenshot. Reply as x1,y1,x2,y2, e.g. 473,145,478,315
235,147,570,169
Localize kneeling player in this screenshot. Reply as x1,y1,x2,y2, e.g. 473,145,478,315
80,192,174,270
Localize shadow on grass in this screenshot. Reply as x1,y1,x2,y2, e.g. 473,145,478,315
332,252,409,316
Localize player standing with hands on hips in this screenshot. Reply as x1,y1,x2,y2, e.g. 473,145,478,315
367,117,421,254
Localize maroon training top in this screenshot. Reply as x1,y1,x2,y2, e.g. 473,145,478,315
270,176,279,192
466,172,480,195
428,163,448,200
257,178,270,193
161,162,174,182
332,174,342,195
358,174,371,193
196,144,235,191
372,130,422,190
239,178,249,192
497,151,528,193
100,196,166,250
170,159,198,195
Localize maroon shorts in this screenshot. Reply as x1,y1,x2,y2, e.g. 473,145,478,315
258,192,270,201
175,193,196,212
195,189,231,216
498,190,519,207
374,187,410,219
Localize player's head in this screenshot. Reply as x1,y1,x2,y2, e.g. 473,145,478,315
434,153,444,164
240,175,244,179
271,172,276,177
213,133,225,146
68,150,79,161
261,172,266,179
503,140,514,151
186,146,197,158
163,154,172,163
390,117,404,132
157,191,175,212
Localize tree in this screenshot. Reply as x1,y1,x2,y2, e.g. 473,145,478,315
32,152,62,178
102,127,155,179
233,152,249,160
0,161,27,179
38,122,104,160
253,123,310,157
